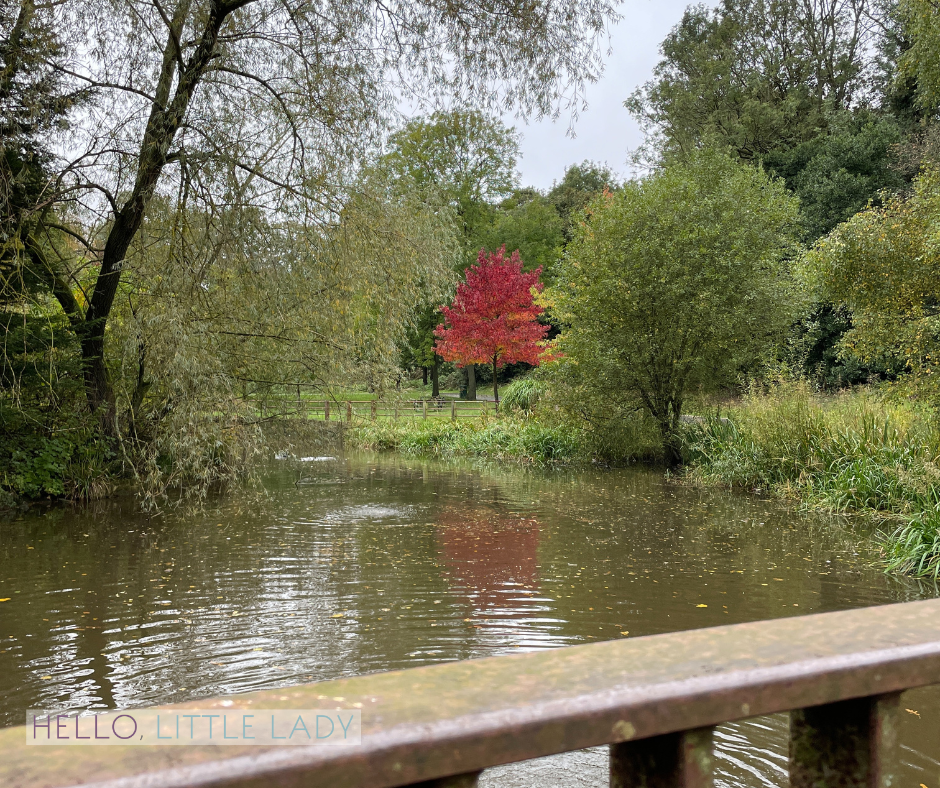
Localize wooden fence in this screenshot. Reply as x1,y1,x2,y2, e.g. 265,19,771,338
4,599,940,787
256,398,497,423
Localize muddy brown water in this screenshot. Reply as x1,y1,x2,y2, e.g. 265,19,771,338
1,453,938,787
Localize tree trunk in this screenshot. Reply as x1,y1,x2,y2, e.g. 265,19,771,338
658,403,683,467
431,356,440,398
467,364,477,400
492,356,499,404
79,0,227,426
422,366,428,385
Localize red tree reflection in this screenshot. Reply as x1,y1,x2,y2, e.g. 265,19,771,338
436,506,540,609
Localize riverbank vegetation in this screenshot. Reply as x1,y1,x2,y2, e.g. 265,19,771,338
683,386,940,578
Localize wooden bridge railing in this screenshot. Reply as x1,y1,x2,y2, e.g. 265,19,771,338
4,599,940,788
258,398,497,422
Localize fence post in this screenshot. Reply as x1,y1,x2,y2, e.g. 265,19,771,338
324,400,330,421
371,400,377,421
610,727,714,788
347,401,352,423
423,399,428,420
789,693,901,788
394,403,399,420
451,399,456,421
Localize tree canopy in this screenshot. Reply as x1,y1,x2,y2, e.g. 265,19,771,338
435,246,548,402
551,151,801,463
803,165,940,393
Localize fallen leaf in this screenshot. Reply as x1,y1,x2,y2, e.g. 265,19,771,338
907,709,921,717
696,604,708,608
0,598,10,602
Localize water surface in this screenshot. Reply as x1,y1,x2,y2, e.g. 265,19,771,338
1,454,937,786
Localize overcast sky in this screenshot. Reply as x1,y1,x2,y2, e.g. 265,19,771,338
511,0,715,191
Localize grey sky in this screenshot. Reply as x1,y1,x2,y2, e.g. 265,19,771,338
512,0,715,191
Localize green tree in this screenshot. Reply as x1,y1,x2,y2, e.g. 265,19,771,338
476,189,564,280
551,152,801,464
377,110,522,398
763,110,906,241
547,161,620,243
898,0,940,111
627,0,878,162
803,166,940,395
381,110,520,251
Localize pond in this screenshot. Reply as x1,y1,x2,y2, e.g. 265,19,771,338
1,453,938,787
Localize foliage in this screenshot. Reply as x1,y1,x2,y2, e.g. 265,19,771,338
379,110,520,248
102,177,457,506
547,161,621,243
475,190,564,281
435,247,549,401
683,383,940,578
898,0,940,111
803,166,940,398
551,150,802,463
763,110,906,242
627,0,880,163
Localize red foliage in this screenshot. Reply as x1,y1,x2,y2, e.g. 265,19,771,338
434,246,549,370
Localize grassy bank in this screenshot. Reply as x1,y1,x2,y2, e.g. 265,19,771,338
682,386,940,578
347,417,583,465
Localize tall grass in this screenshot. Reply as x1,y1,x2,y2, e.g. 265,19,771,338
684,384,940,578
348,417,582,465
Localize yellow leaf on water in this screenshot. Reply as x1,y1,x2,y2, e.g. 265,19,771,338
332,613,344,618
0,598,10,602
41,676,52,680
696,604,708,608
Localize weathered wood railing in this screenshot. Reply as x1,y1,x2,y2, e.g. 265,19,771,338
258,398,497,422
4,599,940,788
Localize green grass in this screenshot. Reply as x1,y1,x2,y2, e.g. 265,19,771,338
347,416,583,465
682,384,940,578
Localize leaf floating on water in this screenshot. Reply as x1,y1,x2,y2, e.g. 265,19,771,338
619,631,630,636
41,676,52,680
696,604,708,608
332,613,344,618
907,709,922,717
0,598,10,602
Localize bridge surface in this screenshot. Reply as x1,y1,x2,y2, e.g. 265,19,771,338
2,598,940,787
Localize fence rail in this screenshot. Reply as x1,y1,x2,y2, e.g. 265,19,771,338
256,398,497,423
3,599,940,788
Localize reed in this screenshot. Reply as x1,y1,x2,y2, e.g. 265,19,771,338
684,384,940,578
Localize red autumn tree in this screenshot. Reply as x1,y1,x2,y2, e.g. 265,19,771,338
434,246,549,403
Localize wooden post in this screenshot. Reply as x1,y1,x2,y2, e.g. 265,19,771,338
451,399,456,421
394,403,399,420
789,694,901,788
610,728,714,788
324,400,330,421
371,400,377,421
423,399,428,420
346,401,352,423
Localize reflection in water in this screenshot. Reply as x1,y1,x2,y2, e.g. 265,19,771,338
437,506,540,609
0,454,938,788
